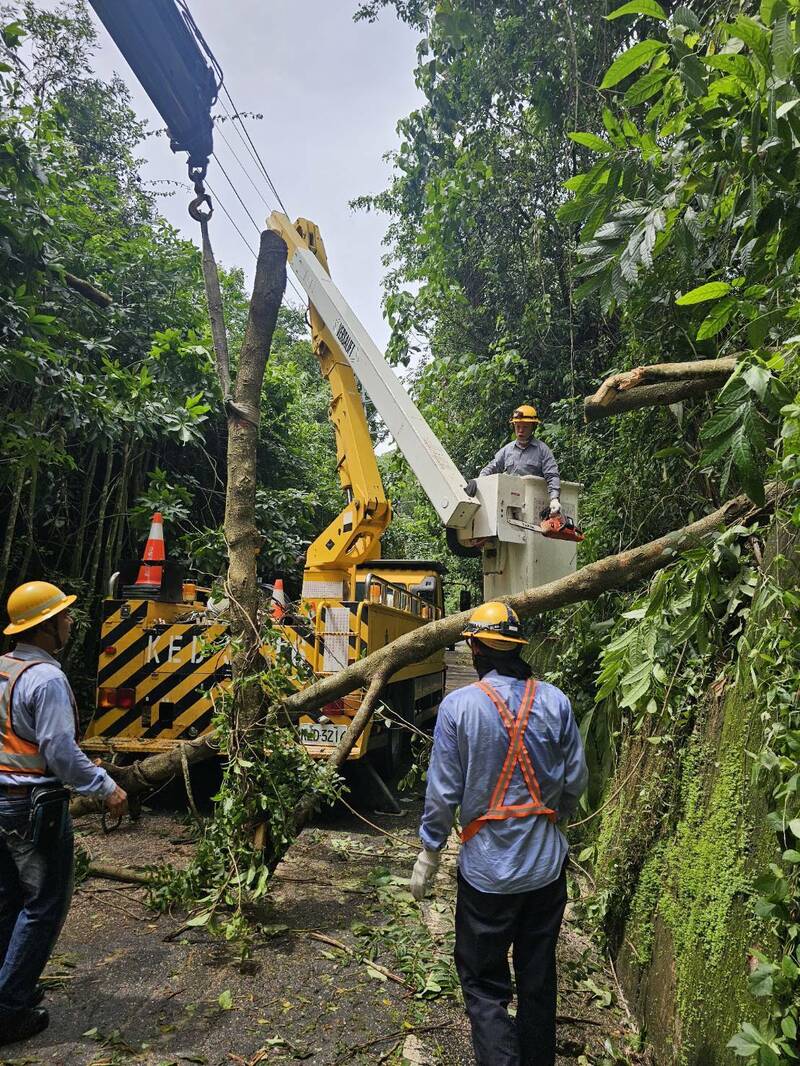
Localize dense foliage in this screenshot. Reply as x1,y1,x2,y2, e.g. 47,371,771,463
0,2,340,687
357,0,799,1061
2,0,799,1059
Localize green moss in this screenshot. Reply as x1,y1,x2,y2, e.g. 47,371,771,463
626,841,667,965
637,688,768,1063
591,742,675,949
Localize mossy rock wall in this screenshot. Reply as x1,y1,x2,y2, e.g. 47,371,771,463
590,526,798,1064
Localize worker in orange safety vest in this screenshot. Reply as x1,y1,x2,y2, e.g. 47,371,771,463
0,582,127,1047
410,602,588,1066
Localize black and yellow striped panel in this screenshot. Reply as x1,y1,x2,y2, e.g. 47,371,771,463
86,609,230,746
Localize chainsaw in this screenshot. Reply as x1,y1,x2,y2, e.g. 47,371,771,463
536,507,585,543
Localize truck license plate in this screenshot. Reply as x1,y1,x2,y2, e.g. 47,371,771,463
298,723,347,745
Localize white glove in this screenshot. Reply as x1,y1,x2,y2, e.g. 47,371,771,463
549,498,561,515
410,848,441,900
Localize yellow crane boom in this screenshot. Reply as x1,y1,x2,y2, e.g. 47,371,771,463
275,217,391,601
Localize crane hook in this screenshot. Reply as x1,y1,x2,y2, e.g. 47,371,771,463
188,162,213,222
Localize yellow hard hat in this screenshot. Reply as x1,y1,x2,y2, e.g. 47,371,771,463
4,581,76,636
462,601,527,648
510,404,540,425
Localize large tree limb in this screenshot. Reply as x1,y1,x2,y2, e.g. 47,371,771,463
585,357,736,422
63,272,113,308
73,486,773,822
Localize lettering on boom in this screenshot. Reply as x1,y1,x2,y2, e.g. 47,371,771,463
335,321,356,357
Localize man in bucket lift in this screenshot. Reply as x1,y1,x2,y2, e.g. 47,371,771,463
409,602,587,1066
465,404,562,514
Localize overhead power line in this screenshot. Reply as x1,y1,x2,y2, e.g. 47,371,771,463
219,86,291,217
204,180,257,258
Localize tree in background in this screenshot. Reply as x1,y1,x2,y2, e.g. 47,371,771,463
0,2,339,694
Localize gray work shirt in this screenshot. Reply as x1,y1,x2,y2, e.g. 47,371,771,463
479,439,561,498
0,644,115,796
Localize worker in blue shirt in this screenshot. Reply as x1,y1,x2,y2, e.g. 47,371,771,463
464,404,562,515
410,601,587,1066
0,581,127,1047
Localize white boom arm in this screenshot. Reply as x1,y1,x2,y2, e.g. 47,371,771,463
269,212,478,531
268,212,581,599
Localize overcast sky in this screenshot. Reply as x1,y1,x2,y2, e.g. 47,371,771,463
85,1,424,348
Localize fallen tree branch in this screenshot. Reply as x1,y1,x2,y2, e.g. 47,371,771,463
63,271,113,308
584,357,736,421
70,736,217,817
75,487,774,821
308,931,410,988
85,862,152,885
281,485,775,720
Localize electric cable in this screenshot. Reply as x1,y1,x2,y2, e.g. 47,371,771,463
211,152,262,235
214,121,272,211
219,86,291,216
204,180,257,258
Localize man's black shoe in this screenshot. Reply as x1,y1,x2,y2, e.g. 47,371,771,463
28,983,46,1007
0,1007,49,1046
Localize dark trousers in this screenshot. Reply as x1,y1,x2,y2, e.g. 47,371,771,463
0,794,74,1017
454,866,567,1066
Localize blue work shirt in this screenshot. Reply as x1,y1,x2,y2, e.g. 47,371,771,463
419,671,588,894
479,439,561,498
0,644,114,796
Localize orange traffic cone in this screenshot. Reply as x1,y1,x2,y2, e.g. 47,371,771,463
270,578,287,620
134,513,166,594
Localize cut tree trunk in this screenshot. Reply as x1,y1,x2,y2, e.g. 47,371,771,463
584,357,736,421
223,229,287,729
73,486,775,821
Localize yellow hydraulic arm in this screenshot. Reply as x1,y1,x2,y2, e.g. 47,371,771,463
272,216,391,595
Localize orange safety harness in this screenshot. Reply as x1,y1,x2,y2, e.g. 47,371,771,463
0,655,49,775
460,678,557,844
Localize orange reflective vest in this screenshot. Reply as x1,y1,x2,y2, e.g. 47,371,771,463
460,678,558,844
0,655,50,775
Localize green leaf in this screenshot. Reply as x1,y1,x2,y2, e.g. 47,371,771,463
743,364,771,401
731,16,771,66
601,40,667,89
748,962,775,997
772,12,793,79
185,910,213,927
728,1032,763,1057
568,132,612,152
760,0,781,25
672,5,701,30
605,0,666,21
788,818,800,838
624,68,671,105
217,989,233,1010
696,298,735,340
676,281,732,305
776,97,800,117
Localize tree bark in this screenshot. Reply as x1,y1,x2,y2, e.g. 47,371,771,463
584,358,736,421
0,463,26,602
74,486,775,819
199,218,232,400
18,461,39,580
72,445,99,578
64,271,112,308
224,230,287,729
85,446,114,593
